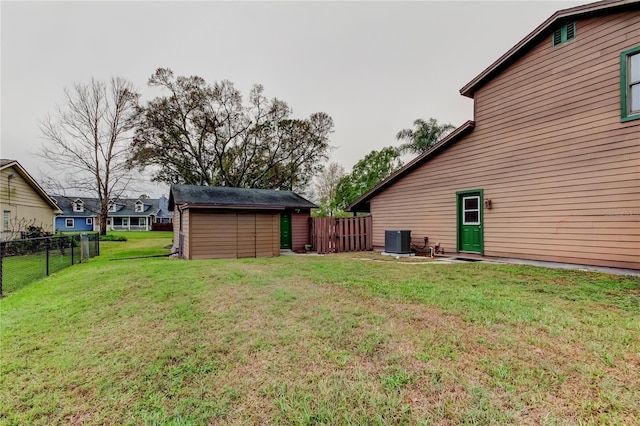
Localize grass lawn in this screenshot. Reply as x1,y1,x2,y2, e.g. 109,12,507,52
1,232,638,425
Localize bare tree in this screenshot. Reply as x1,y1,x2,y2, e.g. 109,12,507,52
40,77,140,235
314,162,346,216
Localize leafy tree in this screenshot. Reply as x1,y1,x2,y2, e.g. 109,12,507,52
395,118,454,155
334,147,403,210
40,77,140,235
313,162,346,216
129,68,334,191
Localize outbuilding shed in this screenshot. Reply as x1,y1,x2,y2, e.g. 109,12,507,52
169,185,317,260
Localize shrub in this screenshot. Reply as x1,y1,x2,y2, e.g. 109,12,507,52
99,234,127,241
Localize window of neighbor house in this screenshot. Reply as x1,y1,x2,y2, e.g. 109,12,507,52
66,218,74,228
86,218,93,225
622,46,640,121
73,200,84,212
109,203,116,212
135,202,144,212
3,211,10,231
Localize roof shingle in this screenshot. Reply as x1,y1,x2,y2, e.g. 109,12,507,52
169,185,317,210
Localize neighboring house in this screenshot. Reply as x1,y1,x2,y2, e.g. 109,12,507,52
155,195,173,223
169,185,317,259
53,195,172,232
348,0,640,270
0,159,61,240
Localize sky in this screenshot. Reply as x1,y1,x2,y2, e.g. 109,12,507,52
1,0,589,197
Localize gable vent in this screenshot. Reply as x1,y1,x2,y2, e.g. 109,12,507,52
552,22,576,47
553,29,562,46
566,22,576,40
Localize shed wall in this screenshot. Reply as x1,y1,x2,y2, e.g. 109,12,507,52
173,206,180,250
291,210,311,251
185,210,280,260
369,11,640,270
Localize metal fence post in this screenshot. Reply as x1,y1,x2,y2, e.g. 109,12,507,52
71,236,74,266
45,237,50,276
0,241,5,298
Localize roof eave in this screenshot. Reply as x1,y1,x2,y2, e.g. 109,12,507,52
346,121,475,212
2,160,62,212
179,203,287,211
460,0,638,98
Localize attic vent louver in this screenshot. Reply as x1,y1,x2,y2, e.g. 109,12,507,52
566,22,576,40
552,22,576,47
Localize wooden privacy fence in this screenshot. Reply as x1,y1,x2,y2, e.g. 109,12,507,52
311,216,373,254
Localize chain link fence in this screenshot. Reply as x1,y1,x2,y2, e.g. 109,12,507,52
0,233,100,297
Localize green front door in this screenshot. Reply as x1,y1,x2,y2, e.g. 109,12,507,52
280,213,292,249
457,190,483,254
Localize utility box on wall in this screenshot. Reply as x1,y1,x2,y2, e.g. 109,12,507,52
384,230,411,254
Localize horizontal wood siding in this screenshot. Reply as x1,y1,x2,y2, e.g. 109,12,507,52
273,214,280,255
291,210,311,251
256,213,279,257
190,212,237,259
183,209,191,259
237,214,256,258
0,166,56,238
370,11,640,270
173,206,180,252
184,210,279,259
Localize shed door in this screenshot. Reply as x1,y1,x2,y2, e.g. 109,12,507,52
280,213,292,249
457,191,483,254
237,214,256,258
257,214,278,257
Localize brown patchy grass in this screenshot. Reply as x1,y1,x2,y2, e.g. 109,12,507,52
1,237,639,424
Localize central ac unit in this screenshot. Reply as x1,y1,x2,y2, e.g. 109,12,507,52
384,230,411,254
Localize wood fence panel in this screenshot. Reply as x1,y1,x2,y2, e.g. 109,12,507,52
311,216,373,254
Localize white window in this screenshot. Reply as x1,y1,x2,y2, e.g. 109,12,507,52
86,218,93,225
122,218,129,226
463,196,481,225
73,200,84,212
109,203,117,212
139,217,146,226
66,218,74,228
135,201,144,213
107,218,112,226
622,46,640,121
3,211,10,231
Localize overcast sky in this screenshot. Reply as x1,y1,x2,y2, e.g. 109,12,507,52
1,1,588,197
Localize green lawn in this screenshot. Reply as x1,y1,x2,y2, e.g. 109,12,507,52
1,232,638,425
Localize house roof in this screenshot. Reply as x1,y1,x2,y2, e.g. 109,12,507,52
347,0,640,212
53,196,165,218
460,0,639,98
346,121,475,212
0,159,61,213
169,185,318,211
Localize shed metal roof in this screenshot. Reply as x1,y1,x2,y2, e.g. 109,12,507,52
169,185,317,210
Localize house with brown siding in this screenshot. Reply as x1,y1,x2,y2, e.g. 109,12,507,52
169,185,316,260
348,0,640,270
0,159,61,240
